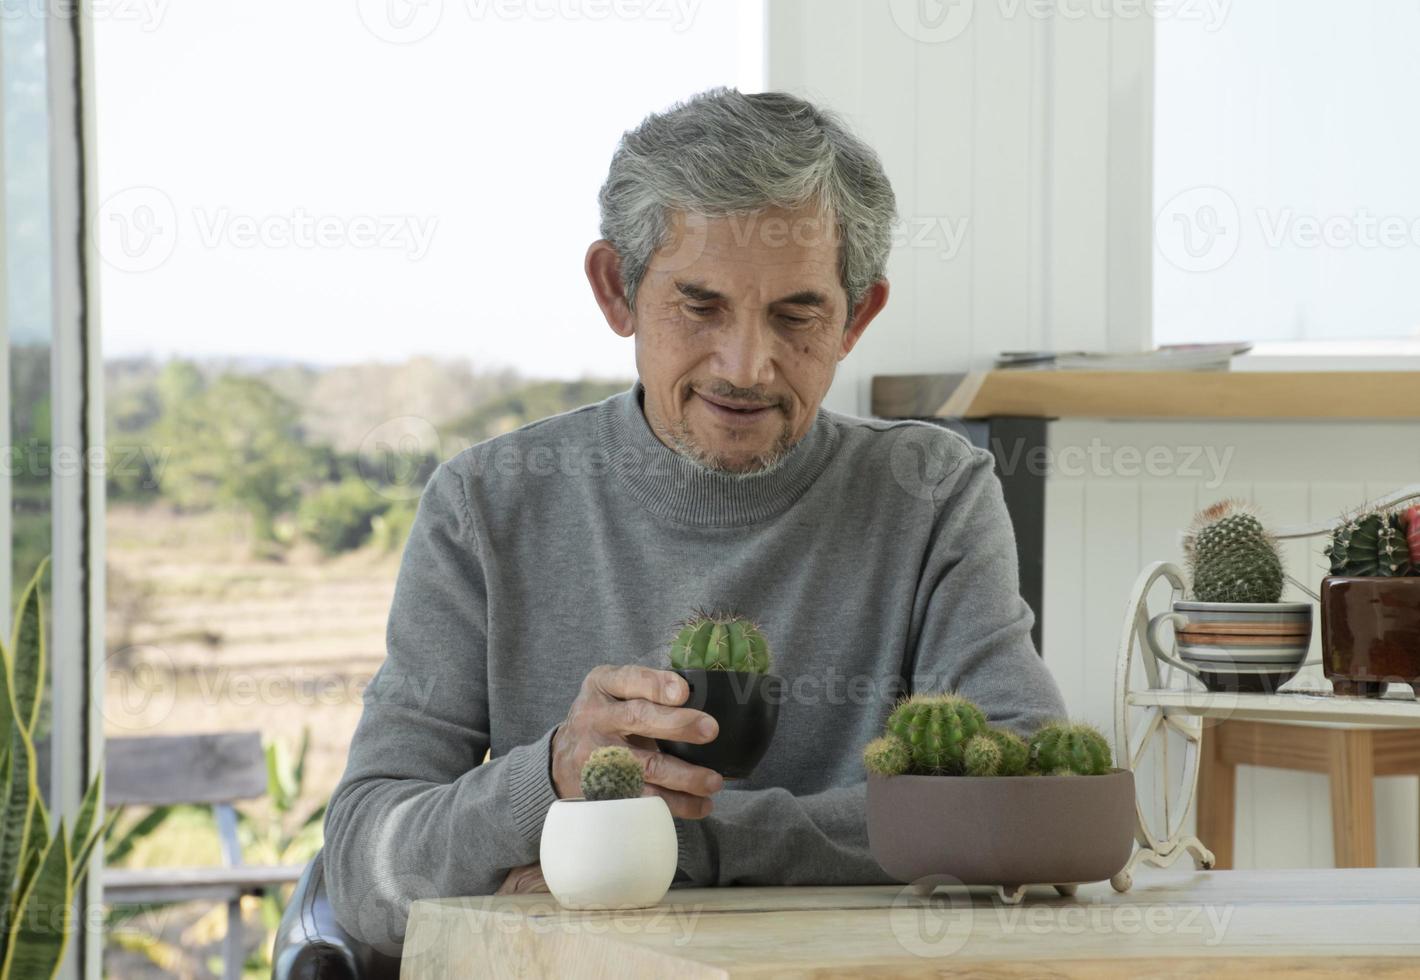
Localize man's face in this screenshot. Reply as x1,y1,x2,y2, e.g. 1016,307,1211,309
589,204,884,475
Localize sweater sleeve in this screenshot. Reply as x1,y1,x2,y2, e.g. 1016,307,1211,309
670,432,1069,888
322,460,561,952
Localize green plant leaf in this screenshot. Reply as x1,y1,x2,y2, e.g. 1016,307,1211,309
0,728,39,962
104,805,174,868
265,739,295,814
8,557,49,737
68,771,102,866
71,805,119,892
292,725,311,797
2,818,71,980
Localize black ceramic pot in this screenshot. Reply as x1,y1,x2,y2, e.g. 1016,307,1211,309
656,668,783,779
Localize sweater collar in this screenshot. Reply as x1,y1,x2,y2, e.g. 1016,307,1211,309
596,379,839,527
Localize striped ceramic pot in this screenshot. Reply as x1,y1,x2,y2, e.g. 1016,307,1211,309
1146,600,1313,693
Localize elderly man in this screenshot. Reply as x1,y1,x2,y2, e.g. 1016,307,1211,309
323,86,1068,949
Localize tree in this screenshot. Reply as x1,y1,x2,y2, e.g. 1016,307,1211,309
154,374,317,542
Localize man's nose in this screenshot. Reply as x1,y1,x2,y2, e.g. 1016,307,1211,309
713,317,776,390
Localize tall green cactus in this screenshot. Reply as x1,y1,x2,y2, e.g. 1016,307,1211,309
668,608,771,673
1,558,107,980
1028,721,1113,776
1183,500,1285,603
884,693,988,776
1326,509,1414,577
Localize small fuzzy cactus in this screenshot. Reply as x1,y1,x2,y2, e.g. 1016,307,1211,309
862,735,912,777
962,734,1002,777
580,746,645,801
1028,721,1113,776
985,727,1031,777
1326,508,1414,578
884,692,988,776
669,608,772,673
1183,500,1285,603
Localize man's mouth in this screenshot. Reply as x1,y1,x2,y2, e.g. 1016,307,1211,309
697,392,775,421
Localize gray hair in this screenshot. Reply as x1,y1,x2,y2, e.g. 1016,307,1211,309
596,87,898,325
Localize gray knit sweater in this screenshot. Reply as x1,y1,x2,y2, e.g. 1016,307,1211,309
322,378,1068,948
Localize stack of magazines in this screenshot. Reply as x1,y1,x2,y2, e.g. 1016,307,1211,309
995,342,1252,371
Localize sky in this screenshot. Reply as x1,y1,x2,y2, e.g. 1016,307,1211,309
91,0,765,378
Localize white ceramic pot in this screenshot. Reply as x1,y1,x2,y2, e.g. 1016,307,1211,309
539,795,677,910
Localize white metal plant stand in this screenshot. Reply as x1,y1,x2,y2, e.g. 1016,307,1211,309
1113,484,1420,891
1111,561,1214,892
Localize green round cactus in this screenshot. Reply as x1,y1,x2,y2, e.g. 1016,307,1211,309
963,734,1002,776
1326,509,1413,577
985,728,1030,777
885,693,988,776
1028,722,1112,776
669,608,771,673
580,745,645,801
1184,500,1285,603
862,735,912,777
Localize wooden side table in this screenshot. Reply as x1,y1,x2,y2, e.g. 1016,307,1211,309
1197,719,1420,868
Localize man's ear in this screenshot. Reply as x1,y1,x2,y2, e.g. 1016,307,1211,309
586,240,635,338
838,279,889,360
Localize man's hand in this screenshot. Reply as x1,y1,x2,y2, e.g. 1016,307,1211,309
551,664,724,819
495,862,549,895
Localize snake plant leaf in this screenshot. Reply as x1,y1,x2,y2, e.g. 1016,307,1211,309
1,818,72,980
70,809,117,894
0,730,38,951
67,771,104,890
7,558,49,737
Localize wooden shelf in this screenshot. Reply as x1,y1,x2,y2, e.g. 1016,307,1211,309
1129,689,1420,727
872,371,1420,420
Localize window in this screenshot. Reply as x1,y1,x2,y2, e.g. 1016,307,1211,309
1152,1,1420,351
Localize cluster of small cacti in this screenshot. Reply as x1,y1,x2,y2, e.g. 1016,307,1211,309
1183,500,1285,603
1326,505,1419,578
668,608,772,673
579,746,645,801
861,693,1113,778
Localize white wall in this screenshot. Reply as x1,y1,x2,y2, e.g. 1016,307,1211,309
765,0,1152,418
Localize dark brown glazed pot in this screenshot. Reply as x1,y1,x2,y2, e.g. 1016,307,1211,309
866,769,1136,890
1320,576,1420,698
655,669,783,779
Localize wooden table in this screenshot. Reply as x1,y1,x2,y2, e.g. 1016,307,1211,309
401,868,1420,978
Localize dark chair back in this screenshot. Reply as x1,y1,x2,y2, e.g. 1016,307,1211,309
271,847,402,980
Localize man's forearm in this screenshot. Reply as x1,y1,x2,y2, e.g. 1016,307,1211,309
671,782,899,888
323,723,561,948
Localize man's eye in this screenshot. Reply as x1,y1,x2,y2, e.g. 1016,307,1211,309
686,305,716,317
779,315,811,327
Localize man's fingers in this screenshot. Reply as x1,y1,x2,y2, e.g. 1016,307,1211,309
611,697,717,744
590,663,687,706
645,782,715,820
625,744,723,797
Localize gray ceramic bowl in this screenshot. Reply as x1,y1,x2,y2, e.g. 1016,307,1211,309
866,769,1135,893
